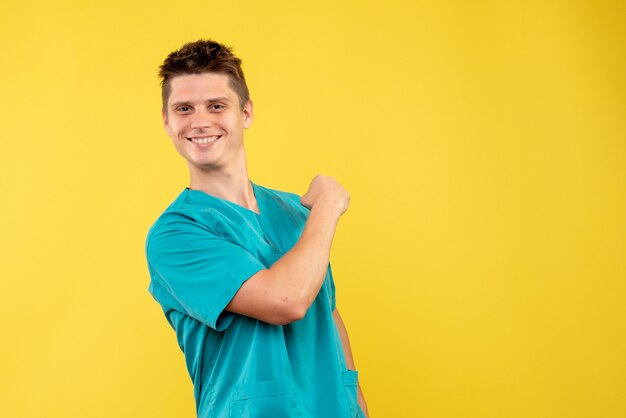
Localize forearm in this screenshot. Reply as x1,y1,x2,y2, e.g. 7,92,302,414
266,202,341,316
225,175,349,325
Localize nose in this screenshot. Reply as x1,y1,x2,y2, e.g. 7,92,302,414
190,108,212,130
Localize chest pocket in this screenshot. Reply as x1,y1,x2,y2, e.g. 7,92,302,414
229,378,303,418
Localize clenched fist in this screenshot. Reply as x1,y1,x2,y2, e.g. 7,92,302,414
300,175,350,216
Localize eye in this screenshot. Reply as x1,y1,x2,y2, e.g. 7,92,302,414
210,103,225,111
176,105,192,113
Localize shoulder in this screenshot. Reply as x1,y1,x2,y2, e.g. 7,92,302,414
145,189,210,252
146,187,264,255
254,183,306,213
255,182,300,201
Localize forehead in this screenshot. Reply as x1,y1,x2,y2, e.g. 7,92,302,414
168,72,237,103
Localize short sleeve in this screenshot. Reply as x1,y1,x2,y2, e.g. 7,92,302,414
146,218,266,331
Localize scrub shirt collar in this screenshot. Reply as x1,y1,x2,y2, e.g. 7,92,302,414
184,180,263,217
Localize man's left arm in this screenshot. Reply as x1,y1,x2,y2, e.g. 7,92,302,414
332,308,369,417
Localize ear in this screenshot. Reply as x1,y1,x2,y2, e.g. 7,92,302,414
162,110,172,137
243,99,254,129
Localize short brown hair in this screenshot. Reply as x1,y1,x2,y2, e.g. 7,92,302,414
159,39,250,112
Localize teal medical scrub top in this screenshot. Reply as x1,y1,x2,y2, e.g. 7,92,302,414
146,182,364,418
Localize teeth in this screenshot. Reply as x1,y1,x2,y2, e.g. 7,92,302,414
190,136,220,144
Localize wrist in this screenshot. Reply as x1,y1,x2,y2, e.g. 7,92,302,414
312,199,345,218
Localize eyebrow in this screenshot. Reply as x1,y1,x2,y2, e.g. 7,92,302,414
170,97,230,108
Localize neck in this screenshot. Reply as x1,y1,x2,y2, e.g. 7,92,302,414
187,152,258,213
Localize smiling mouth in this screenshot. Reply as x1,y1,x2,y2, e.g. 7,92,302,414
187,135,222,144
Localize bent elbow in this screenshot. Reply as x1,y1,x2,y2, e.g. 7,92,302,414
270,299,307,325
287,302,307,323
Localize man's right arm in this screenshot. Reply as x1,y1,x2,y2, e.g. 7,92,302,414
225,175,349,325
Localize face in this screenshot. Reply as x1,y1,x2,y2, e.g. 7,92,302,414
162,72,253,173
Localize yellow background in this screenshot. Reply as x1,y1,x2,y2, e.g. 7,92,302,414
1,1,624,417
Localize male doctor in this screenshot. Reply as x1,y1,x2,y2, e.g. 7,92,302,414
146,39,368,417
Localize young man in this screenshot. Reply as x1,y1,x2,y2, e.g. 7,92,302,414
145,40,368,418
